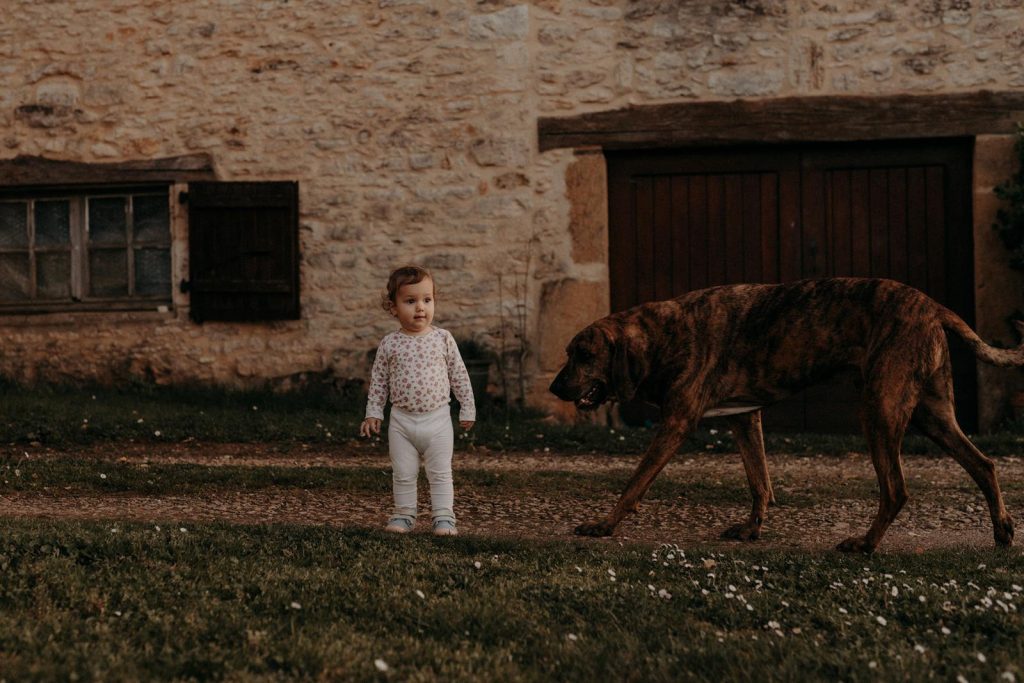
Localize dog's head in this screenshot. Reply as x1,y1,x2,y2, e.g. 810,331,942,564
549,319,649,410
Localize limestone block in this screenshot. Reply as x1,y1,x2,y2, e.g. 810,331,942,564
14,103,77,129
421,253,467,270
565,151,607,265
473,196,527,218
862,59,894,81
538,24,576,47
470,137,531,167
27,62,89,84
468,5,529,41
35,81,80,107
91,143,120,158
974,191,1024,337
537,278,608,373
974,134,1020,191
494,172,529,189
708,69,784,96
974,158,1024,431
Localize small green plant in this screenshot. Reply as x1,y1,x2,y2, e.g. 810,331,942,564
993,123,1024,269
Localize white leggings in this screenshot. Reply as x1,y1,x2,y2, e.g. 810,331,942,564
388,405,455,524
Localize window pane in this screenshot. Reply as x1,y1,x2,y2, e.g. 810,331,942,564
0,253,30,300
88,197,127,245
135,248,170,297
35,200,71,247
0,202,28,248
133,195,170,243
37,252,71,299
89,248,128,297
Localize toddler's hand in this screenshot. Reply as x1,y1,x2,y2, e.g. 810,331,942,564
460,420,475,431
359,418,381,438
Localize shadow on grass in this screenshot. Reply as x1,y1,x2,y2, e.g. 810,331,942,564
3,380,1024,459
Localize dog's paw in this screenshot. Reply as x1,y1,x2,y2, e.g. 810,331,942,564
835,535,876,554
721,522,761,541
995,516,1015,548
574,520,615,537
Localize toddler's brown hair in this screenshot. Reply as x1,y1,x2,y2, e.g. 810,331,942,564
381,265,434,313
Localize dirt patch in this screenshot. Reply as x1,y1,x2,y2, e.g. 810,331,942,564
2,442,1023,554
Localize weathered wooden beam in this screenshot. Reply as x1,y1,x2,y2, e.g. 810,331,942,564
0,153,216,187
538,91,1024,152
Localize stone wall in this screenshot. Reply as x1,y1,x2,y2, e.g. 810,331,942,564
1,1,1023,426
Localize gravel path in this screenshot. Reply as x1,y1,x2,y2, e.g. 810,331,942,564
2,442,1023,554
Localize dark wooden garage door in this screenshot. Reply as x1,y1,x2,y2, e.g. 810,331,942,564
607,138,975,432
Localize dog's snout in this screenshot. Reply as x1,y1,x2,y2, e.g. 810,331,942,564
549,367,571,400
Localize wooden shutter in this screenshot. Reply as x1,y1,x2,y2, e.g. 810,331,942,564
187,181,299,322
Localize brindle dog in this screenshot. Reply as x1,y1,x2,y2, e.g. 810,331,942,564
549,278,1023,553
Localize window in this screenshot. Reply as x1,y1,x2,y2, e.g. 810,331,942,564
0,186,172,309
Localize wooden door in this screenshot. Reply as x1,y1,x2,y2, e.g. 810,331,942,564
606,138,975,432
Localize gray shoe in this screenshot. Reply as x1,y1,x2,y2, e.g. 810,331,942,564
385,517,414,534
432,519,458,536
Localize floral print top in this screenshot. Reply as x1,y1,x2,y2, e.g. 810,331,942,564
365,327,476,422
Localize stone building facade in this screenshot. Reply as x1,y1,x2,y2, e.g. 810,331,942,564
1,1,1023,429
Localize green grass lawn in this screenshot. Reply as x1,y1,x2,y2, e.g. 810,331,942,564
0,520,1021,681
4,383,1024,680
5,380,1024,457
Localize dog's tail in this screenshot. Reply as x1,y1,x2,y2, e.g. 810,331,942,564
940,309,1024,367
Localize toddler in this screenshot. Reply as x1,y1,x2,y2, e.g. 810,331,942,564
359,265,475,536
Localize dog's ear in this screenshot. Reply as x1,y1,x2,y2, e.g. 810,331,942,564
611,323,649,401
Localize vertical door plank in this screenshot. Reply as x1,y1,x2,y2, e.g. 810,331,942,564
760,173,778,283
831,170,852,277
906,166,929,292
707,175,726,286
725,174,744,283
801,168,826,279
670,176,690,296
850,169,871,277
634,178,656,305
778,168,801,283
869,169,889,277
652,177,674,301
689,175,709,288
925,166,946,304
887,167,909,282
742,173,763,282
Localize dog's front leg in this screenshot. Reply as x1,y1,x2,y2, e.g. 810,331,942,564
575,414,694,537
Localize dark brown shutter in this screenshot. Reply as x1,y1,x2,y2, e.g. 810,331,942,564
187,181,299,322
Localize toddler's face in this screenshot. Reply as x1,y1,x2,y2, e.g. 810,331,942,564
391,277,435,335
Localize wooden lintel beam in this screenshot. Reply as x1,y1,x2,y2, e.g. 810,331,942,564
0,153,216,187
538,91,1024,152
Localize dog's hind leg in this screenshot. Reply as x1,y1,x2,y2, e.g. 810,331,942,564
721,411,773,541
837,371,917,554
912,381,1014,548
